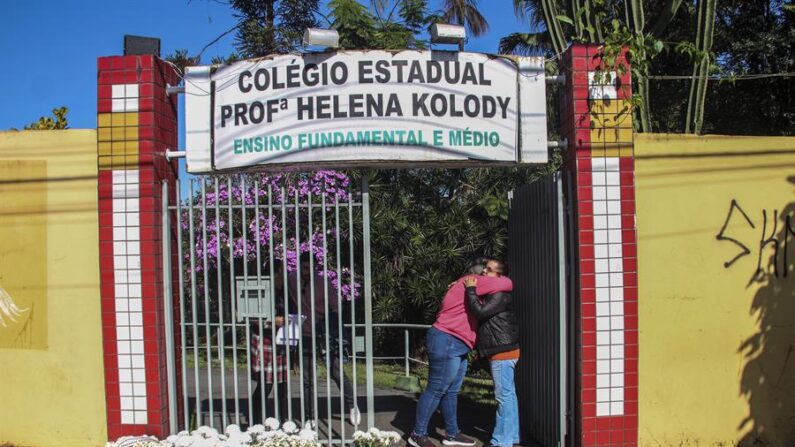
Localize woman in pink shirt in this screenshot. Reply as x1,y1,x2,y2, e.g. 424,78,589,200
408,258,513,447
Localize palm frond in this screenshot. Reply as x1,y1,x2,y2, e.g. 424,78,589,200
512,0,546,29
498,32,551,56
441,0,490,37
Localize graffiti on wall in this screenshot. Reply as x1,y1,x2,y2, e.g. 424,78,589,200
0,283,28,327
717,199,795,284
0,159,48,349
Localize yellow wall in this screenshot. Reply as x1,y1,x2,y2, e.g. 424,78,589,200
635,134,795,446
0,130,107,446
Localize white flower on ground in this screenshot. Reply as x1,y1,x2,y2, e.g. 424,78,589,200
174,435,193,447
108,422,327,447
352,429,401,447
264,417,281,431
227,432,252,446
281,420,298,434
298,428,317,441
193,426,219,439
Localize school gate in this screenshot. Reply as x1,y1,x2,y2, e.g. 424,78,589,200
94,43,638,446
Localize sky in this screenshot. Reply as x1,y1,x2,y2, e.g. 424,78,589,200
0,0,529,133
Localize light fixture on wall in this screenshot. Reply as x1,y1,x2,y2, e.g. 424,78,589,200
430,23,467,51
303,28,340,48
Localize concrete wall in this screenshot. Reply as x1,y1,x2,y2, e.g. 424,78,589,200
0,130,107,446
635,134,795,446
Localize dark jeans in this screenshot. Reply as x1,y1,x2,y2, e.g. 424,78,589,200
412,327,470,437
300,338,355,420
251,380,288,424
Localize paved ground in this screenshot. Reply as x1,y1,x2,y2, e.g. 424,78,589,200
185,367,495,446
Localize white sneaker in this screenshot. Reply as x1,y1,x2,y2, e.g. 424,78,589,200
349,406,361,425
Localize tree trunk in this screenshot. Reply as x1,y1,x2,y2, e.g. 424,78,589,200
541,0,568,55
685,0,705,134
694,0,717,134
628,0,651,132
650,0,684,37
266,0,275,49
685,0,717,134
635,75,652,132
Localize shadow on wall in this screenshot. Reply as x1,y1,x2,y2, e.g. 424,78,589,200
738,176,795,446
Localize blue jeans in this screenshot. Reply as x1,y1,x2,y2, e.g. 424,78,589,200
490,359,520,447
412,327,470,437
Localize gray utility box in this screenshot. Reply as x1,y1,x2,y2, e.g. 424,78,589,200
235,276,274,322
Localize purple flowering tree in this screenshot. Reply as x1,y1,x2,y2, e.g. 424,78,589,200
181,170,362,301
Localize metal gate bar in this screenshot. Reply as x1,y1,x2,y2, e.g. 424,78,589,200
163,174,373,443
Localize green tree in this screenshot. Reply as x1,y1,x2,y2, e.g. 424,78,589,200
701,0,794,135
683,0,717,134
366,162,559,325
232,0,320,56
439,0,489,46
21,107,69,130
503,0,689,133
503,1,794,136
165,49,201,74
330,0,430,49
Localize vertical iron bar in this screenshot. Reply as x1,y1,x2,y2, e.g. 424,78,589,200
361,175,375,428
334,196,345,441
176,180,189,430
255,179,267,423
162,181,178,434
321,194,332,443
295,189,306,425
281,187,292,422
308,191,319,424
242,176,253,425
348,188,358,428
215,177,227,428
228,177,240,425
200,179,214,427
267,185,279,421
188,180,201,427
404,330,410,378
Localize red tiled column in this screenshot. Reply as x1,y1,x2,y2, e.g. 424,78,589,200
97,54,181,440
561,43,639,446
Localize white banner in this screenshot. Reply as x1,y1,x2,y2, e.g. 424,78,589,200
185,50,547,172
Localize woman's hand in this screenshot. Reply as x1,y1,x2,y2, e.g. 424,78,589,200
464,276,477,287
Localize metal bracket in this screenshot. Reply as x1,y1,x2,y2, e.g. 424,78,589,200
166,85,185,96
548,139,568,150
165,150,186,160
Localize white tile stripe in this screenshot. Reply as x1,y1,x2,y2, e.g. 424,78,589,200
592,157,625,417
112,169,147,425
111,83,139,113
588,71,618,100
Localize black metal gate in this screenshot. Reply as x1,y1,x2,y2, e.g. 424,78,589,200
508,172,569,447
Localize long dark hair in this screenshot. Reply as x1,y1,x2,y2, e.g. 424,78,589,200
464,256,488,275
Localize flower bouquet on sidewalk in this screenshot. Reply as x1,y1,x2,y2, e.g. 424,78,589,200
352,428,401,447
107,418,319,447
